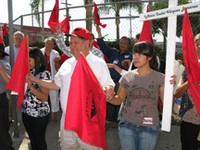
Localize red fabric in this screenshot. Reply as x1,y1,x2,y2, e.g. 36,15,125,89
93,2,107,28
6,36,29,109
31,36,35,43
48,0,59,32
0,36,4,44
138,4,152,44
93,40,100,49
60,53,69,64
59,17,70,34
182,9,200,116
2,23,8,36
70,27,92,40
64,54,106,149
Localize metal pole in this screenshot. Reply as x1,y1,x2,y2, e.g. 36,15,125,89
7,0,19,138
66,0,68,16
129,5,132,39
42,0,45,42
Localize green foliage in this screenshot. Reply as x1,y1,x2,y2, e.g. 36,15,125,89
99,0,144,39
104,39,134,52
29,41,62,54
29,0,48,26
152,0,200,37
29,41,44,48
99,0,143,14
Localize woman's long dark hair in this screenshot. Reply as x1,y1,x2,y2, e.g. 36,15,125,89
29,47,47,75
132,41,159,71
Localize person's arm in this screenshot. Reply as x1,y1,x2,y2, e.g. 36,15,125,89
103,85,115,101
121,59,132,70
95,25,114,57
159,86,165,103
27,73,60,90
174,79,189,98
0,64,10,83
96,25,103,38
91,46,104,60
107,85,126,106
54,55,61,71
27,77,49,101
55,24,72,57
107,63,127,75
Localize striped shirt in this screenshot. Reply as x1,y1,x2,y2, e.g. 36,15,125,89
55,32,104,59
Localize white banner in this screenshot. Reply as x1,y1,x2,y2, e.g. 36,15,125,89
140,2,200,21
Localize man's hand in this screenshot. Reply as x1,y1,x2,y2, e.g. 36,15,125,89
55,22,62,33
95,25,102,38
121,59,131,69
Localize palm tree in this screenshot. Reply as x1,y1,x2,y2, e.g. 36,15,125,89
84,0,93,32
30,0,47,41
30,0,46,26
99,0,143,39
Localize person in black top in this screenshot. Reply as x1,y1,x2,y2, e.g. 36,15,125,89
0,43,14,150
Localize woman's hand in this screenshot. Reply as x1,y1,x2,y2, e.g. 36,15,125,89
169,75,176,85
103,86,115,101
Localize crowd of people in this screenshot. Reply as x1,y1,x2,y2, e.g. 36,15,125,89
0,22,199,150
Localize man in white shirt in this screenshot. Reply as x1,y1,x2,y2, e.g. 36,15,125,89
28,27,115,150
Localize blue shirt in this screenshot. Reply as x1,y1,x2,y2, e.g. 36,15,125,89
97,38,132,81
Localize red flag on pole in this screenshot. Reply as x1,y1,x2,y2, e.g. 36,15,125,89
59,17,70,34
48,0,59,32
93,2,107,28
2,23,8,36
64,54,106,149
182,9,200,116
6,36,29,109
138,4,152,44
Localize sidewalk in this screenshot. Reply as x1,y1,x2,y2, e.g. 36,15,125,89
11,110,181,150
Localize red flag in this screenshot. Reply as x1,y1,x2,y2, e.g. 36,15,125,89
93,2,107,28
93,40,100,49
48,0,59,32
65,54,106,149
6,36,29,109
2,23,8,36
31,36,35,43
182,9,200,116
138,4,152,44
59,17,70,34
0,36,4,44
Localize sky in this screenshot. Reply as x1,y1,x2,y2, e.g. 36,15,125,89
0,0,143,41
0,0,92,23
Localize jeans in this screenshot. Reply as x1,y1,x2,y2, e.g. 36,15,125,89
118,118,159,150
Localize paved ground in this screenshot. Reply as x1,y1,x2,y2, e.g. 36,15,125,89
11,110,181,150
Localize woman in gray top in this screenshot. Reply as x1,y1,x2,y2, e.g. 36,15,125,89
107,41,175,150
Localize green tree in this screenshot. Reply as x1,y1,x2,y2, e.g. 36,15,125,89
30,0,47,26
152,0,200,51
99,0,143,40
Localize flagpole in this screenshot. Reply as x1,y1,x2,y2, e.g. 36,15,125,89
26,35,30,73
8,0,19,138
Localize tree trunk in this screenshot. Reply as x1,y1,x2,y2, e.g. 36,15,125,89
162,20,167,51
84,0,93,31
115,11,120,40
